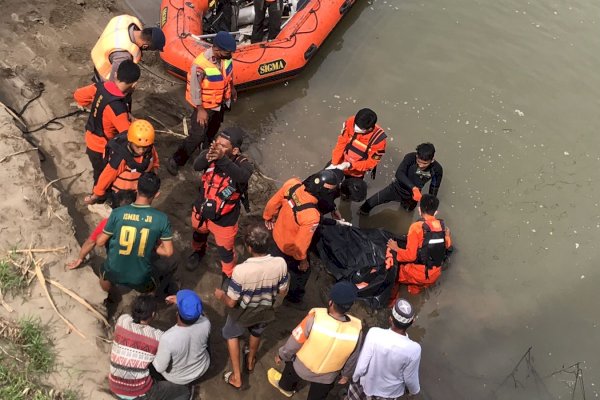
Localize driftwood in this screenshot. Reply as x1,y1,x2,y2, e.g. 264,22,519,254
0,288,13,313
40,170,85,222
0,148,38,163
148,114,187,138
182,117,189,137
41,170,85,198
11,246,67,255
46,279,109,328
33,259,86,339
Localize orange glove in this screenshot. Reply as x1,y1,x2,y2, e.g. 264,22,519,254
412,187,422,201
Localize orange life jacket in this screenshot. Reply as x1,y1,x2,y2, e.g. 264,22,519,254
185,53,233,109
342,116,386,177
105,134,154,193
415,218,447,278
91,15,143,81
196,156,247,220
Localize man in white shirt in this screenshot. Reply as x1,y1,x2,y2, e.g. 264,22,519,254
348,298,421,400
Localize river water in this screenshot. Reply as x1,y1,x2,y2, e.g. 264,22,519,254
228,0,600,398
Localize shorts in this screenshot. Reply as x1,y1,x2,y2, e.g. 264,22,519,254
100,264,157,293
221,313,268,340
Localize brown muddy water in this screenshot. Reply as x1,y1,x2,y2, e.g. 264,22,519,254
231,1,600,399
141,0,600,398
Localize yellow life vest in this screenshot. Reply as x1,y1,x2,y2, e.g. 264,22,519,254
91,15,143,81
185,53,233,109
296,308,361,374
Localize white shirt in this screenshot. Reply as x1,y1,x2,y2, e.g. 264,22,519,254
352,327,421,397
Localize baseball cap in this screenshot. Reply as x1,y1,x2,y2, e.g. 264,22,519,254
176,289,203,320
218,127,244,148
329,281,358,306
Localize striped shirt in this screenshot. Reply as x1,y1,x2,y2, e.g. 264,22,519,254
228,255,288,308
109,314,163,399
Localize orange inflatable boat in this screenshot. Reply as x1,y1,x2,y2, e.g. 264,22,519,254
159,0,356,90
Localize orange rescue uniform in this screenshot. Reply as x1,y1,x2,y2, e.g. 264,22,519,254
93,138,159,197
73,82,131,154
263,178,320,261
393,215,452,294
331,116,387,178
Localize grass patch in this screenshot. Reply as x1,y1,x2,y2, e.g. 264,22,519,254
0,317,74,399
0,363,77,399
0,259,26,293
17,318,55,373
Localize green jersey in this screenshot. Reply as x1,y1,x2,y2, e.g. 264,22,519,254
103,204,173,287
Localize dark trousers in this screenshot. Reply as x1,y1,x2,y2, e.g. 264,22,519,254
361,179,417,213
270,244,311,303
143,380,190,400
86,147,106,186
251,0,283,43
172,107,225,166
279,362,335,400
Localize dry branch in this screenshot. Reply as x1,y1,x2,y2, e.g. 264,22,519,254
46,279,109,328
0,148,38,163
148,115,187,138
11,246,67,255
40,170,85,198
0,288,13,313
33,260,85,339
0,344,23,363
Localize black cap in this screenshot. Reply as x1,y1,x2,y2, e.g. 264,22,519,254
218,127,244,148
330,281,358,306
149,27,166,51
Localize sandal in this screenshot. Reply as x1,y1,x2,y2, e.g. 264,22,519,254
223,371,242,391
244,346,256,373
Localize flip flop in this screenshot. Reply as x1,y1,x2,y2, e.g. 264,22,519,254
223,371,242,391
267,368,294,398
244,346,256,373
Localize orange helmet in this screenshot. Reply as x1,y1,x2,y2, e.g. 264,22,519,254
127,119,155,146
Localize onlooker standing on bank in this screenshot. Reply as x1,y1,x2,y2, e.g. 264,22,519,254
215,223,289,389
168,31,237,175
268,281,363,400
347,298,421,400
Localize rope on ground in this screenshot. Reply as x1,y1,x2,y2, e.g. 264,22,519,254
139,62,184,86
0,84,89,162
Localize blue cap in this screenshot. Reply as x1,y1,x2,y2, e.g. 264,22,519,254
214,31,237,52
176,289,203,320
329,281,358,306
